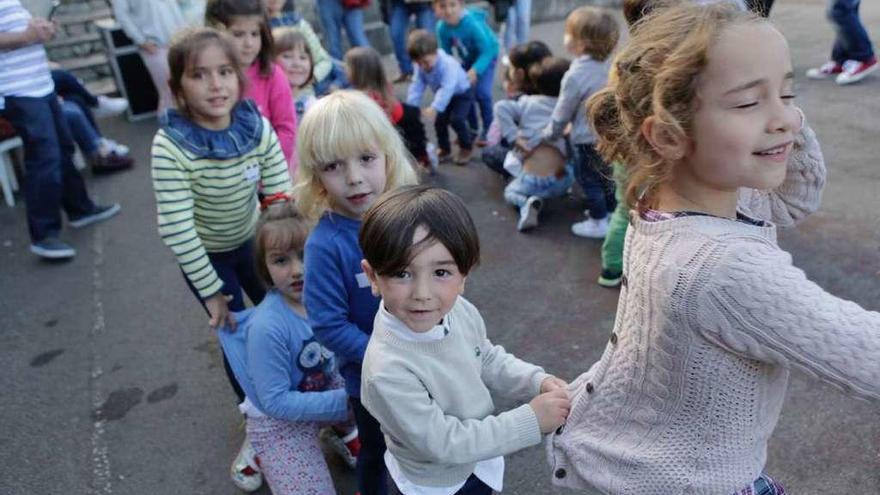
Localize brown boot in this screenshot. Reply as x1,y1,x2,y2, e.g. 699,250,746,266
454,147,473,166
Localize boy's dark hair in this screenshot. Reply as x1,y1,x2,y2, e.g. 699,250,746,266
565,6,620,61
529,56,571,97
623,0,670,27
360,185,480,277
168,27,246,116
508,40,552,94
205,0,275,76
406,29,438,61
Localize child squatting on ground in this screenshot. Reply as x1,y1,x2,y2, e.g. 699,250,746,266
494,56,575,232
149,26,292,492
406,29,475,166
359,185,571,495
294,90,418,495
546,5,880,495
218,198,360,495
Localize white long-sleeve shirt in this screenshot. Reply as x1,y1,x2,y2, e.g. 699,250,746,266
112,0,186,47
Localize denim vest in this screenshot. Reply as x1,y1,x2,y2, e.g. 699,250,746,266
159,99,264,159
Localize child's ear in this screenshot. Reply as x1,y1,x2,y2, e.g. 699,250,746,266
361,259,381,297
641,115,688,161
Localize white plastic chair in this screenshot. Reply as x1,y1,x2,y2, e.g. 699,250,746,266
0,136,23,207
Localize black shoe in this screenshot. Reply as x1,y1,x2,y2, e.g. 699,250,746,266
30,237,76,259
89,152,134,175
597,269,622,288
69,203,121,228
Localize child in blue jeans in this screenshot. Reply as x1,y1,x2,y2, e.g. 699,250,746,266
495,57,574,232
406,29,475,165
434,0,499,145
541,6,619,239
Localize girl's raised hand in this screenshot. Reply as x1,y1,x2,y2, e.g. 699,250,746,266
206,292,236,331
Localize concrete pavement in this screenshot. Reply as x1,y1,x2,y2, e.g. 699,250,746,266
1,0,878,493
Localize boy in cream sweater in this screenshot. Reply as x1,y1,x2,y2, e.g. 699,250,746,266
359,185,570,495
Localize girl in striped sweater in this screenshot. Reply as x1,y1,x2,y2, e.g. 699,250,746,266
150,27,291,492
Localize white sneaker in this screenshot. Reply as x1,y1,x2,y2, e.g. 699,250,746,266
93,95,129,118
230,437,262,492
426,142,439,175
99,138,129,156
571,217,609,238
517,196,542,232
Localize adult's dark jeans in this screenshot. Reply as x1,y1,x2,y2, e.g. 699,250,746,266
828,0,874,63
389,0,435,75
51,69,99,129
351,397,388,495
573,143,616,220
435,90,475,152
182,239,266,402
2,94,94,242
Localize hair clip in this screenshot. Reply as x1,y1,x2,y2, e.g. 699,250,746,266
260,192,292,211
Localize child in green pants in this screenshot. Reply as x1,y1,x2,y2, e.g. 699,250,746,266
598,162,627,288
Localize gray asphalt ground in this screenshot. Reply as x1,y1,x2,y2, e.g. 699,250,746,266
2,0,879,493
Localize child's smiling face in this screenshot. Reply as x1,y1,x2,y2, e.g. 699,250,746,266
364,227,466,333
681,21,800,194
434,0,465,26
180,43,239,130
277,45,312,88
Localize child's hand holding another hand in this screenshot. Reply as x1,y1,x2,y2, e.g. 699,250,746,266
530,388,570,434
541,375,569,392
467,68,477,85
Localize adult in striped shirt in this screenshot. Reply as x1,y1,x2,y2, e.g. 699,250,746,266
0,0,121,259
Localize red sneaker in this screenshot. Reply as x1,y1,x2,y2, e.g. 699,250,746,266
836,56,878,85
805,60,843,79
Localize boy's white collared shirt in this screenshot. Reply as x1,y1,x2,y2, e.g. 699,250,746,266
379,303,505,495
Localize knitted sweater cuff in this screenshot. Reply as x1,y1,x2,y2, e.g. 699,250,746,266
510,403,543,449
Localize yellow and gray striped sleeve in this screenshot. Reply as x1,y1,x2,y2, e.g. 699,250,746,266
258,119,293,195
151,132,223,300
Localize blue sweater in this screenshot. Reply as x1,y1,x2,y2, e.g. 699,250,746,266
406,49,472,112
304,212,380,398
217,290,349,422
436,7,499,76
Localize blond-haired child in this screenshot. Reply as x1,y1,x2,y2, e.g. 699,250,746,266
294,90,418,494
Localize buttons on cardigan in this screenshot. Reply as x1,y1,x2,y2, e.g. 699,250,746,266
555,468,567,479
609,332,618,345
585,382,594,394
555,425,564,435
